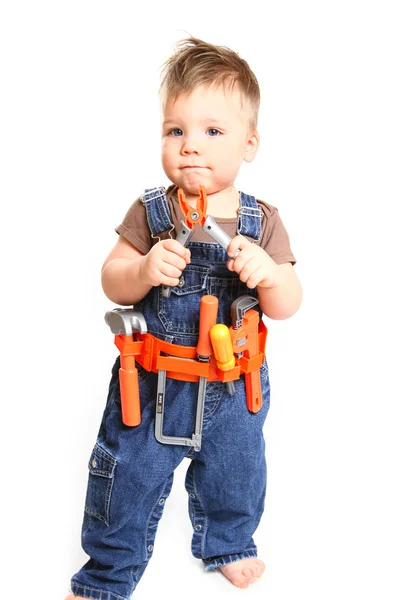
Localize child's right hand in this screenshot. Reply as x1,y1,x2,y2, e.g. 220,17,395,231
139,239,191,288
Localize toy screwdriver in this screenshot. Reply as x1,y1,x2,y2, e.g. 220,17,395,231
209,324,236,396
162,186,233,298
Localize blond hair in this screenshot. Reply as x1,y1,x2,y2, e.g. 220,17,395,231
160,37,260,129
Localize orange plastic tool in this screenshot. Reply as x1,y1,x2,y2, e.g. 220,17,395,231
178,185,208,229
209,324,236,371
239,311,263,413
210,323,236,396
105,296,267,434
155,294,219,451
105,309,148,427
197,294,219,359
162,186,233,298
230,297,264,413
119,337,141,426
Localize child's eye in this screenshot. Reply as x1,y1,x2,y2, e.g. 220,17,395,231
169,128,183,137
207,128,221,137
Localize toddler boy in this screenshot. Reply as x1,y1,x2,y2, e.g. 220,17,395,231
67,37,302,600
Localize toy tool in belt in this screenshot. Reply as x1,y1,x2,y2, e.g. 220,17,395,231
104,309,148,426
161,185,232,298
155,295,218,452
231,296,263,413
209,324,236,396
105,294,266,446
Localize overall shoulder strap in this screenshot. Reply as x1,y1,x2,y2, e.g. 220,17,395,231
237,191,263,241
141,187,174,237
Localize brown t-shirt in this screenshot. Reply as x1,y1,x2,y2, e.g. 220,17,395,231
116,185,296,265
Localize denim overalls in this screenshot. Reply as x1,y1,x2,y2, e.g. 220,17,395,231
71,188,271,600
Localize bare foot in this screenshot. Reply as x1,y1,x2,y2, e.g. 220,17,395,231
65,595,85,600
219,557,265,588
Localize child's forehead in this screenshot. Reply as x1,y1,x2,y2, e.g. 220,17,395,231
162,82,251,122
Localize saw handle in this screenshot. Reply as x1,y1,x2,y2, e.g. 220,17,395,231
196,295,218,358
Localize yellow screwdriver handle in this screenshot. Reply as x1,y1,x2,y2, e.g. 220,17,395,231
210,324,235,371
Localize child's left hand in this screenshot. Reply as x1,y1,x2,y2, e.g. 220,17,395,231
226,235,281,289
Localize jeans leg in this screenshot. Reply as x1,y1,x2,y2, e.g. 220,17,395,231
185,363,270,570
70,362,189,600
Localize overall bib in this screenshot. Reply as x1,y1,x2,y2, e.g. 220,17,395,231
71,188,271,600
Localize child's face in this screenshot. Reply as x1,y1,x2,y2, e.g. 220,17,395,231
161,83,259,198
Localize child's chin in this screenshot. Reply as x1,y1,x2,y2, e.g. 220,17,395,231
179,179,209,194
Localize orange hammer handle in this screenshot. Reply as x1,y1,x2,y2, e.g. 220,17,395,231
196,295,218,358
119,337,141,426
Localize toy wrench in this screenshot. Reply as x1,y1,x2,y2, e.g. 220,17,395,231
231,296,263,413
161,185,232,297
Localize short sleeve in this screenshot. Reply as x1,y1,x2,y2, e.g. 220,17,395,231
258,201,296,265
115,197,153,254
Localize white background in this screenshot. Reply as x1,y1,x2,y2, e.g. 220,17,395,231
1,1,399,599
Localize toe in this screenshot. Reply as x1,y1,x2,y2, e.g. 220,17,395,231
235,578,250,589
219,557,265,588
243,567,253,577
253,559,265,577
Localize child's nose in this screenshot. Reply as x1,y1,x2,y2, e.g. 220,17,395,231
181,136,200,155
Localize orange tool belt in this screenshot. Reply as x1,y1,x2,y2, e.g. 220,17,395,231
114,307,267,426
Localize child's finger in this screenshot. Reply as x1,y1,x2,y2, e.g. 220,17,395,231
163,238,191,258
163,251,188,273
229,246,254,273
161,262,185,280
226,258,235,271
237,256,260,283
227,235,249,258
245,266,264,289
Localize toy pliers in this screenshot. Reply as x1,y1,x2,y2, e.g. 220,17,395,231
161,185,233,297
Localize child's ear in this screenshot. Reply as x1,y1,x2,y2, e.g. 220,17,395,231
244,130,260,163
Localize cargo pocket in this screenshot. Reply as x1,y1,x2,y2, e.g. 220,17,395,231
84,443,117,526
